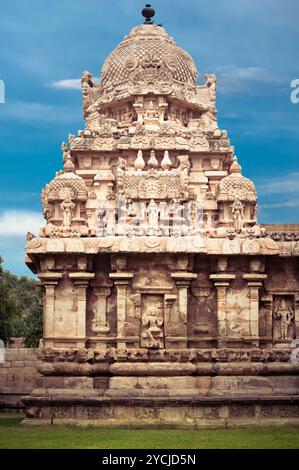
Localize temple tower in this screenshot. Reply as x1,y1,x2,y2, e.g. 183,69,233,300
24,5,299,427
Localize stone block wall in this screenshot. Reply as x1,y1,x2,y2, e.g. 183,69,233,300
0,348,40,410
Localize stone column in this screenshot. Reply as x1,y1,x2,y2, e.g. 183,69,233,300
243,274,267,347
261,295,273,347
38,272,63,348
69,272,95,348
170,273,197,348
210,273,236,347
109,272,134,350
91,287,111,336
295,295,299,339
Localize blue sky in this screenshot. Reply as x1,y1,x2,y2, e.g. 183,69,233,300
0,0,298,276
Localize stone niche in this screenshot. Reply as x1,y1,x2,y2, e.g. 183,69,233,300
188,256,217,348
141,294,164,349
273,295,295,344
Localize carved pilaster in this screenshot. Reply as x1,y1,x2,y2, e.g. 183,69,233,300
210,273,236,347
261,295,273,347
69,272,95,347
170,272,197,347
38,272,63,348
164,295,177,323
243,274,267,347
109,272,134,350
91,287,111,336
295,296,299,339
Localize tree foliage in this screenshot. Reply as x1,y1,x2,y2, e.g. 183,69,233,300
0,258,42,347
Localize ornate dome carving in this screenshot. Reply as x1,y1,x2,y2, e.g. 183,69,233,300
100,24,198,89
218,157,257,202
42,172,88,203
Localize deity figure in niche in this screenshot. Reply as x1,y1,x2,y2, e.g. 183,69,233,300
147,199,160,236
97,206,107,237
273,299,295,341
141,306,164,349
171,199,185,237
188,199,203,235
231,197,244,233
60,195,75,228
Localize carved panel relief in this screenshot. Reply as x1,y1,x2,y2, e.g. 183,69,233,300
141,294,164,349
273,296,295,342
226,282,250,337
54,277,77,337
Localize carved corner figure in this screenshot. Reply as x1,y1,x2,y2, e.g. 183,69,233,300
81,71,94,118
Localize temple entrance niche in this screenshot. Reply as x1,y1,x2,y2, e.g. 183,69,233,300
141,294,164,349
273,295,295,343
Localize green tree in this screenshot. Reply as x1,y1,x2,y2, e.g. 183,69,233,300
0,258,43,347
0,257,17,344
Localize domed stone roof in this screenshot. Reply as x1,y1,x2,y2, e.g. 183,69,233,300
218,157,257,202
43,172,88,202
100,24,198,89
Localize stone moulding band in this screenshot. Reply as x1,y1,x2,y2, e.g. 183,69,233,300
37,362,299,376
22,395,299,406
21,395,299,428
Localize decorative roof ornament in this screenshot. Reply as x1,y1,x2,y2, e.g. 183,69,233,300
134,150,146,171
100,23,198,89
217,156,257,202
229,156,242,174
142,4,155,25
63,149,75,173
161,151,172,170
148,149,159,168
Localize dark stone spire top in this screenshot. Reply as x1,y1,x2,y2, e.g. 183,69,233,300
142,4,155,24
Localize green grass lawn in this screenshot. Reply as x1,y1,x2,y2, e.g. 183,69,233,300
0,417,298,449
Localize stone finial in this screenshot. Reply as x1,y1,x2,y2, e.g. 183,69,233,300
161,150,172,170
230,156,242,174
148,149,158,168
64,151,75,173
142,4,155,25
134,150,145,171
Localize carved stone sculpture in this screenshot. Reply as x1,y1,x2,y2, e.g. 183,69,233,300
231,197,244,233
141,307,164,349
273,299,295,341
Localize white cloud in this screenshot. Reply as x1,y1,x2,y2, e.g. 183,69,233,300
51,79,82,90
216,65,284,95
260,200,299,209
50,77,101,90
258,173,299,196
0,100,80,123
218,66,266,80
0,211,44,237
